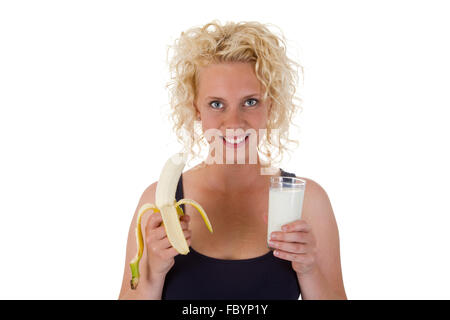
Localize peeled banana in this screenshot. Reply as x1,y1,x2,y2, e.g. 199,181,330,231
130,153,213,290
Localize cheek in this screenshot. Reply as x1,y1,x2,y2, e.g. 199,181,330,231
256,103,269,122
200,119,222,143
200,119,216,134
200,111,224,128
254,111,269,130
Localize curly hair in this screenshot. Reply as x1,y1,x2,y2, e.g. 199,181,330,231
165,20,303,168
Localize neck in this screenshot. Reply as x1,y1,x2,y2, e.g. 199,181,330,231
198,154,279,194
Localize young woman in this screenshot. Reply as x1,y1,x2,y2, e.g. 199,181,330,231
119,20,346,300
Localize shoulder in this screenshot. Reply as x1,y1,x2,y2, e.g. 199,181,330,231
129,181,158,231
297,176,330,202
140,181,158,204
296,176,334,222
297,176,341,256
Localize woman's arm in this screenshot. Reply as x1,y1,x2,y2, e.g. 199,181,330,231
297,178,346,299
118,182,166,300
268,178,347,299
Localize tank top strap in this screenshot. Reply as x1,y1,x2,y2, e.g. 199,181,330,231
279,168,297,178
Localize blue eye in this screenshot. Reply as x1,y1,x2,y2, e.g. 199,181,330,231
210,101,223,109
245,98,258,107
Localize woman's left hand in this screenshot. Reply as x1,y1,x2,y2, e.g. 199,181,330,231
268,219,318,275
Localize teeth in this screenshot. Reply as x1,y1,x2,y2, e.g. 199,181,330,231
223,135,247,144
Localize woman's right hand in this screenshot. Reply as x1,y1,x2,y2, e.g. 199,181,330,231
144,211,192,278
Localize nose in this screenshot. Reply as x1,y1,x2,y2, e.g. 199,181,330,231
223,106,246,131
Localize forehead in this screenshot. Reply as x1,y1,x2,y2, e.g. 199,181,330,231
197,62,262,94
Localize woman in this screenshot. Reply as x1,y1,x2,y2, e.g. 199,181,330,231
119,20,346,300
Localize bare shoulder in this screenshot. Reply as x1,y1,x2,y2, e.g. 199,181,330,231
133,181,159,237
299,176,329,197
130,181,158,228
141,181,158,203
296,176,335,222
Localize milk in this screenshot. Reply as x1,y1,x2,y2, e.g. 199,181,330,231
267,187,305,247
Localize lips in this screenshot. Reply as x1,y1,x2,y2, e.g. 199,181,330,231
221,134,250,147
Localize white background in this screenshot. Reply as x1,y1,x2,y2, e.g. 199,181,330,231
1,0,449,299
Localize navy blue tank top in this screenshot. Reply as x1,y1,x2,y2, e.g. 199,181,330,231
161,168,301,300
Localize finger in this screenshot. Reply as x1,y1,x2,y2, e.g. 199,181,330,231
270,231,310,243
281,219,311,232
161,234,192,259
183,229,192,240
268,240,308,254
144,213,163,242
179,215,190,230
180,214,190,222
273,249,309,263
180,220,190,231
156,224,172,240
162,247,181,260
153,228,192,250
146,211,163,232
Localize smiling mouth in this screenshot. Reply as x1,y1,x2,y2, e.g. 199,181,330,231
221,133,250,146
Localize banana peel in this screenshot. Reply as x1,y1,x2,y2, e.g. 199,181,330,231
129,153,213,289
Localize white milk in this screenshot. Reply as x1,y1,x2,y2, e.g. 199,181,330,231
267,188,305,247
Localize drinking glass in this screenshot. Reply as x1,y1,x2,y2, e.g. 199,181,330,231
267,176,306,249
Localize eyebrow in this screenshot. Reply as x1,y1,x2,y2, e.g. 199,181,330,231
205,93,260,101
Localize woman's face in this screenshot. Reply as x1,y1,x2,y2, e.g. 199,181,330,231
194,62,271,163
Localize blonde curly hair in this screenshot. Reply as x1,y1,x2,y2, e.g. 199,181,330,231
165,20,303,168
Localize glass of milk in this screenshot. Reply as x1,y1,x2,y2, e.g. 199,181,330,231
267,176,306,249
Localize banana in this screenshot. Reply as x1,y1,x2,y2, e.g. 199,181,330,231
130,153,213,290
